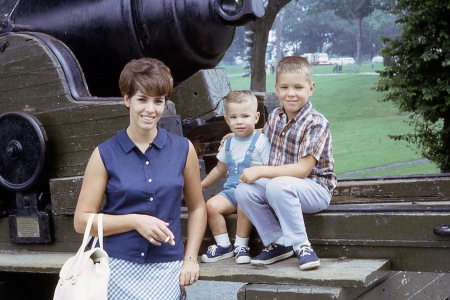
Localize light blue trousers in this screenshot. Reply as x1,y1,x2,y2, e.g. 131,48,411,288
235,177,331,247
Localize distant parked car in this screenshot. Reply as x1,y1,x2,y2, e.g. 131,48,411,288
372,55,384,64
329,57,355,65
339,57,355,65
301,52,331,65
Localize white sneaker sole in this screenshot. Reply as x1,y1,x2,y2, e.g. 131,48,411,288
200,251,234,263
300,259,320,270
250,250,293,265
236,256,251,264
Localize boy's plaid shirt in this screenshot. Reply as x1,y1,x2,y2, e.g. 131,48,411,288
263,101,337,194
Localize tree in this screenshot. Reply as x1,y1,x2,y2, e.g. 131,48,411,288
363,10,400,59
377,0,450,172
247,0,292,91
281,3,350,56
311,0,377,65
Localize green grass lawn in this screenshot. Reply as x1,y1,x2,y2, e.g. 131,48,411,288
221,64,440,178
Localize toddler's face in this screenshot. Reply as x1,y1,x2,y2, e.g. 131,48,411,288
275,72,315,120
224,101,259,138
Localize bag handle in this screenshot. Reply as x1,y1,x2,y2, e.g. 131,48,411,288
92,213,104,249
98,213,104,249
63,213,97,279
82,214,96,248
76,214,105,260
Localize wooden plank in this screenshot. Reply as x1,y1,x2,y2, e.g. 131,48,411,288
50,177,105,215
0,216,81,252
0,34,68,113
50,177,83,215
306,209,450,242
0,33,129,179
358,271,450,300
333,176,450,203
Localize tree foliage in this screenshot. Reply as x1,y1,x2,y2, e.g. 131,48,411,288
310,0,376,65
377,0,450,172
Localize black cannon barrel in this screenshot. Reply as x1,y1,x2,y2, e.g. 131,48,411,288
1,0,263,96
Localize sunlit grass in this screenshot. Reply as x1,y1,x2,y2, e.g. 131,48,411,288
222,64,440,177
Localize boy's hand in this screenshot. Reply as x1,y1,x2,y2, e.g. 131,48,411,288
218,132,234,151
239,167,262,184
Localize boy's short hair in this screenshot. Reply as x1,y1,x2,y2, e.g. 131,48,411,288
224,90,258,115
276,56,313,84
119,57,173,98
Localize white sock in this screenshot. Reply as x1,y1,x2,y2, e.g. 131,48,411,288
234,235,249,248
274,236,285,246
214,233,231,248
293,241,311,252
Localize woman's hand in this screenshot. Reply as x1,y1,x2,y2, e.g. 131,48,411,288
179,258,200,288
134,214,175,246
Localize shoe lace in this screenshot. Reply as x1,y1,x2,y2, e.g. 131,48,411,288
234,246,249,255
262,244,276,253
207,245,218,256
298,245,313,257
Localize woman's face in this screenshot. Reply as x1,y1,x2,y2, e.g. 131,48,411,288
125,90,165,133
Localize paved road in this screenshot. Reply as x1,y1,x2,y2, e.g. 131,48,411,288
185,280,245,300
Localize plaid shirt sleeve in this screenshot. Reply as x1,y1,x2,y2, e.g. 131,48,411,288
298,115,330,161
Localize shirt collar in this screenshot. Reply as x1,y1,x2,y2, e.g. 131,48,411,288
117,127,168,153
279,100,312,122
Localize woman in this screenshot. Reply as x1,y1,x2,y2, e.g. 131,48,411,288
74,57,207,299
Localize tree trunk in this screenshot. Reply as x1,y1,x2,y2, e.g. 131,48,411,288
249,0,291,92
356,16,362,65
250,21,270,92
275,12,283,64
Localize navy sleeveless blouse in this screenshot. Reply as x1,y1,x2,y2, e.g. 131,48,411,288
98,127,189,264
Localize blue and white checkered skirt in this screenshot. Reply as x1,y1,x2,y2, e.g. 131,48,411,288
108,257,187,300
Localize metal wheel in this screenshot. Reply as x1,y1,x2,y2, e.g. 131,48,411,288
0,111,47,191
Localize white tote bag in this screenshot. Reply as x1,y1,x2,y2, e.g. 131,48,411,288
54,213,110,300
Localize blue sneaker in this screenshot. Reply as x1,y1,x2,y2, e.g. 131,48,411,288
296,245,320,270
234,246,251,264
201,244,234,263
250,244,293,265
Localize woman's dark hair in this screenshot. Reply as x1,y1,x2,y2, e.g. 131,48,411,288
119,58,173,98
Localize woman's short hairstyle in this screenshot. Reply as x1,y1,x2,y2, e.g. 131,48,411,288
119,58,173,98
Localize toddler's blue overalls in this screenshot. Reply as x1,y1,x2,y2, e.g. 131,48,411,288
219,131,260,207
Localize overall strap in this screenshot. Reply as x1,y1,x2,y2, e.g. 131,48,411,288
246,131,261,153
224,136,232,152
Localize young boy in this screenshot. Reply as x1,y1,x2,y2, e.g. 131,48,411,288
235,56,336,270
200,90,270,264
